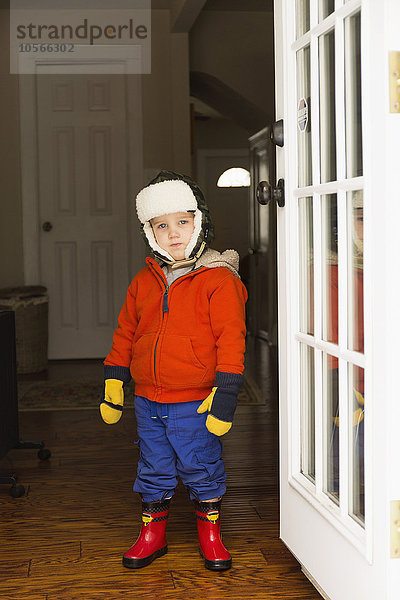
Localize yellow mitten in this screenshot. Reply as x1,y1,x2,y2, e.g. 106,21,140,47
197,387,233,436
197,373,243,436
100,379,124,424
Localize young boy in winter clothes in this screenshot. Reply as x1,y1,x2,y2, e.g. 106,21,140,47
100,171,247,571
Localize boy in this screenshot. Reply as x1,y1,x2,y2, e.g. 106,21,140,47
100,171,247,571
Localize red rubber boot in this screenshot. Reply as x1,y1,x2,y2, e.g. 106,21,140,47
123,499,170,569
194,499,232,571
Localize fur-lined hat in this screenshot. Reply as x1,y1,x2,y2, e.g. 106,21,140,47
136,171,214,268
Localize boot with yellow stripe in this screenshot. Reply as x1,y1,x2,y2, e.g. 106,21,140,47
123,499,170,569
194,499,232,571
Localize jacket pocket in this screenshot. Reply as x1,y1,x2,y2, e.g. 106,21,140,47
158,334,207,387
131,334,155,384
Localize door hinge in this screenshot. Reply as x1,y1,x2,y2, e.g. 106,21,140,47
390,500,400,557
389,51,400,113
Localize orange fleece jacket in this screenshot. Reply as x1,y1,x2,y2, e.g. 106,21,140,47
104,257,247,403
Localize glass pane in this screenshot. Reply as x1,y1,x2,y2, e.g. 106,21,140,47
323,353,339,504
319,0,335,21
321,194,338,344
296,0,310,38
300,344,315,482
299,197,314,335
347,190,364,352
319,30,336,183
345,11,363,177
349,364,365,526
297,46,312,187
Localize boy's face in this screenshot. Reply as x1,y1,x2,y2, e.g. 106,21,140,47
150,211,195,260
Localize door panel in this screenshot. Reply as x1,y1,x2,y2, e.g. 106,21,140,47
36,68,130,358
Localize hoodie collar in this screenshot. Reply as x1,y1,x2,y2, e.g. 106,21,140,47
146,247,241,285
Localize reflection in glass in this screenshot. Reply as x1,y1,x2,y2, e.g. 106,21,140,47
319,30,336,183
345,11,363,177
347,190,364,353
349,364,365,526
319,0,335,21
321,195,338,344
296,0,310,38
323,353,339,504
299,197,314,335
300,344,315,482
297,46,312,187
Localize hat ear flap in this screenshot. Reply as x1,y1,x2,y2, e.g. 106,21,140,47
143,222,174,261
184,209,202,258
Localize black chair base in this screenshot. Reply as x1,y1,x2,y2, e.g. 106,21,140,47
0,440,51,497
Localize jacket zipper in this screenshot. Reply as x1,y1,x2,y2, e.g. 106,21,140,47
148,261,206,390
153,285,169,387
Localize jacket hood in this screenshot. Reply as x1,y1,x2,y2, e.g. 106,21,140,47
137,170,214,267
195,248,241,279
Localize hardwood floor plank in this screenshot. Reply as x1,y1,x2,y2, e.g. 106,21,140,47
170,566,322,597
0,559,30,579
0,541,80,561
0,595,46,600
0,572,176,596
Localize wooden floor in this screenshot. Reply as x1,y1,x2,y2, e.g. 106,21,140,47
0,359,322,599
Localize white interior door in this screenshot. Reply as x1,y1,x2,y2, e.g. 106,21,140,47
275,0,400,598
35,65,133,359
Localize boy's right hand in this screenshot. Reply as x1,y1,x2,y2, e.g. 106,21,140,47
100,379,124,424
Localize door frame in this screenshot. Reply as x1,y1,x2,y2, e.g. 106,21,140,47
248,126,277,342
19,59,144,286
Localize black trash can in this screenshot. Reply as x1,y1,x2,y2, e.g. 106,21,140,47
0,286,48,374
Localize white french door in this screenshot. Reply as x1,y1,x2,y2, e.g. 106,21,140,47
275,0,400,598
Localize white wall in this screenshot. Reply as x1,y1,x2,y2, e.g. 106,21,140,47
142,10,191,176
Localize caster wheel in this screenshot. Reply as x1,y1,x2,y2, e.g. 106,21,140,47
38,448,51,460
10,484,25,498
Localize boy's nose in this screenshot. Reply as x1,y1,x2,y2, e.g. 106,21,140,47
168,229,179,239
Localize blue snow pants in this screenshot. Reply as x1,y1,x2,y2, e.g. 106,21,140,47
133,395,226,502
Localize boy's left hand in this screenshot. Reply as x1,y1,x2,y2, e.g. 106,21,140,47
197,372,243,436
197,388,233,436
